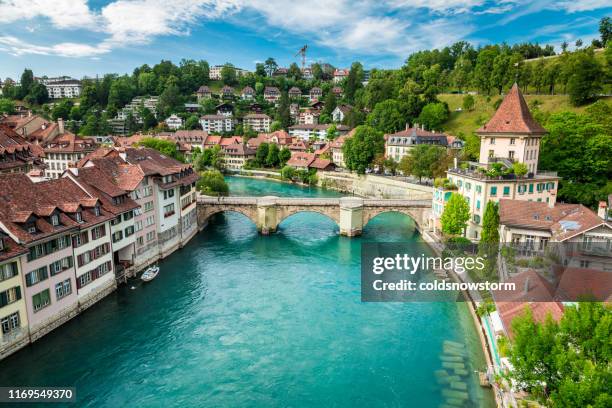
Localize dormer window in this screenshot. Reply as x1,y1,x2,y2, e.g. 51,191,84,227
0,237,4,252
76,211,83,223
51,214,59,226
28,225,37,234
94,206,101,216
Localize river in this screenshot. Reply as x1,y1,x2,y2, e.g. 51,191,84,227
0,176,494,407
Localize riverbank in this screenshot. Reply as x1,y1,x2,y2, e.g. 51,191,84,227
225,168,432,200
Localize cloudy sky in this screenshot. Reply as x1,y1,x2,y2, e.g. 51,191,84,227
0,0,610,79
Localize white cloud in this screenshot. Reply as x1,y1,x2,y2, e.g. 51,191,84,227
0,0,97,29
0,36,110,57
0,0,608,60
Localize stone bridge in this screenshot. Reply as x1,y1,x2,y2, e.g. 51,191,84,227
197,195,431,236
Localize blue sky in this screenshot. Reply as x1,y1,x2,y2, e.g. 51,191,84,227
0,1,610,79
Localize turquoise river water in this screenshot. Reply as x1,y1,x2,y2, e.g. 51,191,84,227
0,176,494,407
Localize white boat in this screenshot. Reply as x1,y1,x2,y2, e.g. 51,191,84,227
141,265,160,282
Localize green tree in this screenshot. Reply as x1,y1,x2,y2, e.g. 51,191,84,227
255,143,269,167
342,125,384,174
264,57,278,77
280,165,295,180
345,62,364,103
270,120,282,132
184,115,200,130
567,50,604,106
0,98,15,114
19,69,34,97
287,63,302,80
278,148,291,166
322,91,337,117
366,99,404,133
158,82,181,117
480,202,499,244
312,63,323,80
255,63,266,77
512,162,528,178
440,193,470,236
398,145,447,182
275,92,291,130
462,94,475,111
326,124,338,140
509,303,611,406
600,17,611,46
196,170,229,196
24,83,48,105
265,143,280,167
417,102,449,131
140,107,157,130
138,137,183,161
221,64,237,85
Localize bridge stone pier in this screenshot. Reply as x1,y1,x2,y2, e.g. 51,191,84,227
197,195,431,237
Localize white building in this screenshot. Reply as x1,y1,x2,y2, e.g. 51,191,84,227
165,114,183,130
199,115,233,133
243,113,271,132
43,78,82,99
209,65,249,80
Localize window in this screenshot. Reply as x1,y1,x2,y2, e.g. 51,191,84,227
488,150,494,158
476,200,481,210
0,238,3,252
135,221,143,232
125,226,135,237
146,231,155,242
528,184,534,193
123,211,134,221
75,211,83,223
145,216,155,227
112,231,123,243
518,184,526,194
164,204,175,218
111,216,122,226
1,312,20,334
490,186,497,196
91,225,106,240
137,237,144,246
473,214,481,224
94,206,101,216
163,189,175,200
490,138,495,145
580,260,590,268
508,151,514,159
25,266,49,287
0,287,21,308
503,186,510,196
510,138,515,145
51,214,59,226
0,262,18,281
475,185,482,194
72,231,89,248
465,182,471,191
49,256,73,275
32,289,51,312
143,201,154,213
55,279,72,300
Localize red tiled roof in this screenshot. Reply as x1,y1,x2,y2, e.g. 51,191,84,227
286,152,315,168
554,267,612,302
499,199,608,241
310,158,333,170
493,270,564,339
478,83,547,135
222,143,255,156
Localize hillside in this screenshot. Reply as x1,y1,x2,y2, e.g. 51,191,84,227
438,93,612,136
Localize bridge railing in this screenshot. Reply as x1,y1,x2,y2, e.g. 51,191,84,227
197,195,431,208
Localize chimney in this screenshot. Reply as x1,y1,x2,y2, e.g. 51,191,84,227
523,277,530,295
598,201,608,220
453,157,458,169
58,118,64,134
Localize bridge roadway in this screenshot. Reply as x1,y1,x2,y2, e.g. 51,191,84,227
197,195,431,237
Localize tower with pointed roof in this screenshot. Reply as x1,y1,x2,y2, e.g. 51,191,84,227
429,84,560,241
477,83,546,174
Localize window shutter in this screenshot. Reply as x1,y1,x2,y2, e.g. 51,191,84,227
77,254,83,267
15,286,21,301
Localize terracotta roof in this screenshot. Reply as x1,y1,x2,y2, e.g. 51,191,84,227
241,86,254,94
288,87,301,94
221,144,255,156
123,147,190,177
0,174,111,244
287,152,315,168
492,270,564,339
0,125,39,171
478,83,547,135
0,233,28,263
554,267,612,302
196,85,211,93
499,199,608,241
171,130,208,143
314,143,330,156
310,158,333,170
264,86,280,94
43,132,98,154
330,133,349,149
76,147,116,167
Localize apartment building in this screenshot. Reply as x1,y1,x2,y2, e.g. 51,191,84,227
385,126,449,163
43,79,82,99
243,113,271,132
431,84,560,240
199,115,233,133
123,148,199,258
43,130,98,178
263,87,280,104
0,174,116,343
0,234,29,359
221,144,256,170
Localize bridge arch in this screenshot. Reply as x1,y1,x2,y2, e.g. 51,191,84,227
275,208,341,230
362,207,424,231
197,206,258,228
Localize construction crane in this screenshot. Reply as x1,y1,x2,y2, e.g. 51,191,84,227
295,45,308,70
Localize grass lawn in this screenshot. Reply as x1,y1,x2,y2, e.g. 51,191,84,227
438,93,612,136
